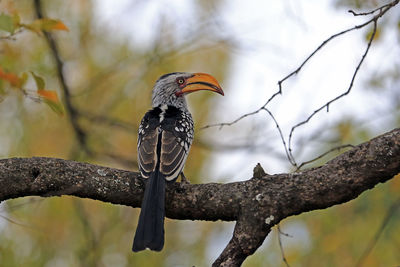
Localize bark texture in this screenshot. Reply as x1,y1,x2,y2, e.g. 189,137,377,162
1,128,399,266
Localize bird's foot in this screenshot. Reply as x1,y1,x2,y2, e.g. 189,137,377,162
180,172,190,184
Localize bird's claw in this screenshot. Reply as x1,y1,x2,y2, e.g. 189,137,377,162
180,172,190,184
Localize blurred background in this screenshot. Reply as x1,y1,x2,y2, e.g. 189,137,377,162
0,0,399,266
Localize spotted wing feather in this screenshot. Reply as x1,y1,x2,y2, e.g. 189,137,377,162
137,106,194,181
160,108,193,181
137,109,161,178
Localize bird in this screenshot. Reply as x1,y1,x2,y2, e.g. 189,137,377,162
132,72,224,252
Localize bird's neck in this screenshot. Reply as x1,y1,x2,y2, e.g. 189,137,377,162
154,104,189,115
152,96,188,112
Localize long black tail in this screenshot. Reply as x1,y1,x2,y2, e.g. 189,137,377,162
132,169,166,252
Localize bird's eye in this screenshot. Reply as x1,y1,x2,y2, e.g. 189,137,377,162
176,78,185,85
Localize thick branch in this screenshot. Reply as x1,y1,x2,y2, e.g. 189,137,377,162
0,128,399,266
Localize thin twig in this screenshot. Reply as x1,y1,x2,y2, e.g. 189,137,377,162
296,144,355,171
77,110,137,132
278,224,293,238
0,214,39,230
348,0,398,16
200,106,263,130
200,84,284,131
355,198,400,267
287,19,378,163
0,29,24,41
201,2,390,131
264,108,297,166
33,0,91,155
277,224,291,267
201,0,399,168
1,198,45,212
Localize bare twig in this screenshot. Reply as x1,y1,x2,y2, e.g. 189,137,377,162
296,144,355,171
274,176,400,267
201,6,380,131
77,110,137,132
200,91,281,130
1,198,44,212
287,19,378,163
348,0,398,16
0,214,39,230
0,29,24,41
201,0,399,169
277,224,291,267
202,107,296,164
355,198,400,267
73,199,99,266
277,224,293,238
265,108,296,166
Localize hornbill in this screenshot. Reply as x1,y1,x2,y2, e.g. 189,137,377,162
132,72,224,252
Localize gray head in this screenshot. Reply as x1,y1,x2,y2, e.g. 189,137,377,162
152,72,224,110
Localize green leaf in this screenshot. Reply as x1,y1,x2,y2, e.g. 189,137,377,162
43,98,64,115
0,13,15,33
26,18,69,33
37,89,64,116
12,14,20,26
37,18,68,31
30,71,45,91
20,72,29,87
0,79,5,95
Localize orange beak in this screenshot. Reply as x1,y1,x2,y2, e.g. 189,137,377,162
178,73,224,96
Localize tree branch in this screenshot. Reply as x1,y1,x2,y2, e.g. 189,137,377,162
1,128,399,266
34,0,90,154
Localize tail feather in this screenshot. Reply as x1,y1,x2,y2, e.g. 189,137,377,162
132,170,166,252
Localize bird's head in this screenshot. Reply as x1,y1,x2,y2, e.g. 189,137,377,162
152,72,224,109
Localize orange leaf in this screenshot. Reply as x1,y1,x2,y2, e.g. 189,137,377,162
0,67,21,87
34,18,69,32
22,19,69,34
38,89,59,103
38,89,64,115
50,21,69,31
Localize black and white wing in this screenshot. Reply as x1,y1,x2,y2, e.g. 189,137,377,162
137,106,194,181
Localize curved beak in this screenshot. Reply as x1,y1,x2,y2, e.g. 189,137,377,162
178,73,224,96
